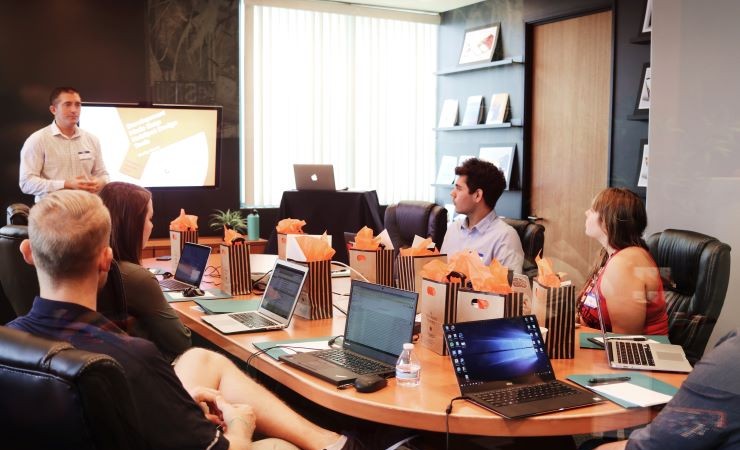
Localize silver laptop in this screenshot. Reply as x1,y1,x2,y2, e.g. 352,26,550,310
250,253,278,282
201,259,308,334
159,243,211,292
293,164,336,191
279,280,418,386
595,296,692,373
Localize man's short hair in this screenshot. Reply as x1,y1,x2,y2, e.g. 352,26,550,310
455,158,506,209
28,190,111,280
49,87,80,106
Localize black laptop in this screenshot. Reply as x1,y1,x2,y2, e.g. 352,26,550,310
159,242,211,292
279,280,418,386
443,316,604,419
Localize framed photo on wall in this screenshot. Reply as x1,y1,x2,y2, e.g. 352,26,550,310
637,139,649,188
479,144,516,189
458,23,502,65
633,63,651,117
641,0,653,35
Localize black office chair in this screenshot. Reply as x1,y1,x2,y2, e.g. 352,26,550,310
6,203,30,226
647,229,731,365
0,224,128,329
384,201,447,251
0,326,145,450
502,218,545,279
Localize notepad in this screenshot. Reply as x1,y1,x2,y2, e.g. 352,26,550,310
194,299,260,314
164,289,233,303
568,372,678,408
253,337,333,360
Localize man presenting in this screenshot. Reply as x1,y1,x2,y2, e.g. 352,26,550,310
8,190,355,450
441,157,524,273
19,86,108,202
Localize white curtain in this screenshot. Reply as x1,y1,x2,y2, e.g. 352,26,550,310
245,4,437,206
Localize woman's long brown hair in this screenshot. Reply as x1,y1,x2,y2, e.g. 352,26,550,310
99,182,152,264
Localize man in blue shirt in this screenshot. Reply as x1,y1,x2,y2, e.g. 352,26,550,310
440,158,524,273
593,329,740,450
8,190,352,450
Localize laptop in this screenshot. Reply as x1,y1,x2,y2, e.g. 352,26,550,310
159,243,212,292
443,316,604,419
294,164,336,191
201,259,308,334
279,280,418,386
595,296,693,373
250,253,279,282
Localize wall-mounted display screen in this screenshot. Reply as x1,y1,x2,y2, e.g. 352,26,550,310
79,103,221,188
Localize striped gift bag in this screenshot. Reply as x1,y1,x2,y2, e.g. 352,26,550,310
169,229,198,272
396,254,446,295
532,281,576,359
348,248,394,286
293,259,333,320
220,242,252,295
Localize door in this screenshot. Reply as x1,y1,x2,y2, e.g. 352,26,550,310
530,11,612,288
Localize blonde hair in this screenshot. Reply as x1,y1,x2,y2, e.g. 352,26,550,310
28,190,111,280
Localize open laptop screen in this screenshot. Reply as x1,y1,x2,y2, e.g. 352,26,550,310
444,316,554,389
174,243,211,286
260,261,306,319
344,281,418,365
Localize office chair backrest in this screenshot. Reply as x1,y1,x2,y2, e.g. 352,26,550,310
647,229,731,364
384,201,447,250
0,224,128,330
6,203,30,225
0,326,145,450
502,218,545,279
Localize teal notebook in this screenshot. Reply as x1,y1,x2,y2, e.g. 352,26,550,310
567,372,678,408
194,299,260,314
253,337,334,360
164,288,233,303
580,332,670,349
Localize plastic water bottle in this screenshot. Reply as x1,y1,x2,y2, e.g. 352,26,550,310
247,209,260,240
395,343,421,387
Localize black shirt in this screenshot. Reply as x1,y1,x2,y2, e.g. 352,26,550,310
8,297,228,450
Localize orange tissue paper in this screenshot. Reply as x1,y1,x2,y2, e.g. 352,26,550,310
276,218,306,234
399,237,438,256
420,259,451,283
223,226,246,245
295,233,336,261
170,208,198,231
351,226,381,251
535,253,561,288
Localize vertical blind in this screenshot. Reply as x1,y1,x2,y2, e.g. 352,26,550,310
245,5,437,206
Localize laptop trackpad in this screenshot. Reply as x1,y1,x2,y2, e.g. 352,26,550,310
656,351,685,361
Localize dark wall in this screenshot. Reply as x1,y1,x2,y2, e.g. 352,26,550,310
0,0,240,239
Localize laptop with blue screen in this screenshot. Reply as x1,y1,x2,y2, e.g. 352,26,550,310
443,316,603,418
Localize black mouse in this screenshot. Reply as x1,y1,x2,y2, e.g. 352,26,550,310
353,374,387,393
183,287,205,297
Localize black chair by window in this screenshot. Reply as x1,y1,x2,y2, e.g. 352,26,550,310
0,223,128,329
502,218,545,279
0,326,145,450
647,229,731,365
6,203,29,226
384,201,448,252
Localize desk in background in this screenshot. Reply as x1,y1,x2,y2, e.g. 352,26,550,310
265,190,384,264
143,236,266,258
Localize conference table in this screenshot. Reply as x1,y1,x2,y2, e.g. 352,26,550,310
150,256,688,437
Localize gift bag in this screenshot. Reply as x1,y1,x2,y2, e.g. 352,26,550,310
511,273,533,315
293,260,333,320
220,242,252,295
169,229,198,272
419,278,462,355
532,280,576,359
348,248,394,286
397,254,447,294
277,233,288,260
455,289,505,322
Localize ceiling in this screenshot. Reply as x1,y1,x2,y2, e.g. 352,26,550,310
340,0,485,14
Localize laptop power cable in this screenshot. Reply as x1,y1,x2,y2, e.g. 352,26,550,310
445,395,470,450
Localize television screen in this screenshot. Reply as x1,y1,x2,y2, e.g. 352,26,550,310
79,103,221,188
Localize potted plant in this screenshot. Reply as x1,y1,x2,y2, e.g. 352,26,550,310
209,209,247,235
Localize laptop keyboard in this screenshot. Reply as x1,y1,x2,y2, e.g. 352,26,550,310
315,349,392,375
160,278,192,290
230,313,276,329
615,341,656,366
477,381,579,407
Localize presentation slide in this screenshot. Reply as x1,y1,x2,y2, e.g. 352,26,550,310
79,105,219,188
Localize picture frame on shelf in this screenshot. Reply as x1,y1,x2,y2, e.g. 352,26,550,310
458,23,502,66
479,144,516,190
485,93,510,125
633,63,651,117
637,139,649,188
435,155,458,185
438,99,459,128
641,0,652,35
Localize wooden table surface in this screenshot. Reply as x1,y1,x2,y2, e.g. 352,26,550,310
149,256,687,437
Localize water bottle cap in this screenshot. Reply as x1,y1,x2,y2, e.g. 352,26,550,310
252,208,258,214
403,343,414,350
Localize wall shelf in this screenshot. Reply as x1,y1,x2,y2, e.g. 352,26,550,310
435,56,524,76
627,114,649,121
435,118,523,131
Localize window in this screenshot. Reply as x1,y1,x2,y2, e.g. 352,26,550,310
241,2,438,206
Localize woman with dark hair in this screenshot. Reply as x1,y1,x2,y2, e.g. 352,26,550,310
577,187,669,335
99,182,191,361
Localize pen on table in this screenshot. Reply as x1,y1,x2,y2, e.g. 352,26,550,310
588,376,631,385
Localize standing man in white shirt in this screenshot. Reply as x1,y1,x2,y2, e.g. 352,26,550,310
441,157,524,273
19,87,108,202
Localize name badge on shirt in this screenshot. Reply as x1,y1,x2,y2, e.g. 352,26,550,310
78,150,92,160
583,292,598,308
